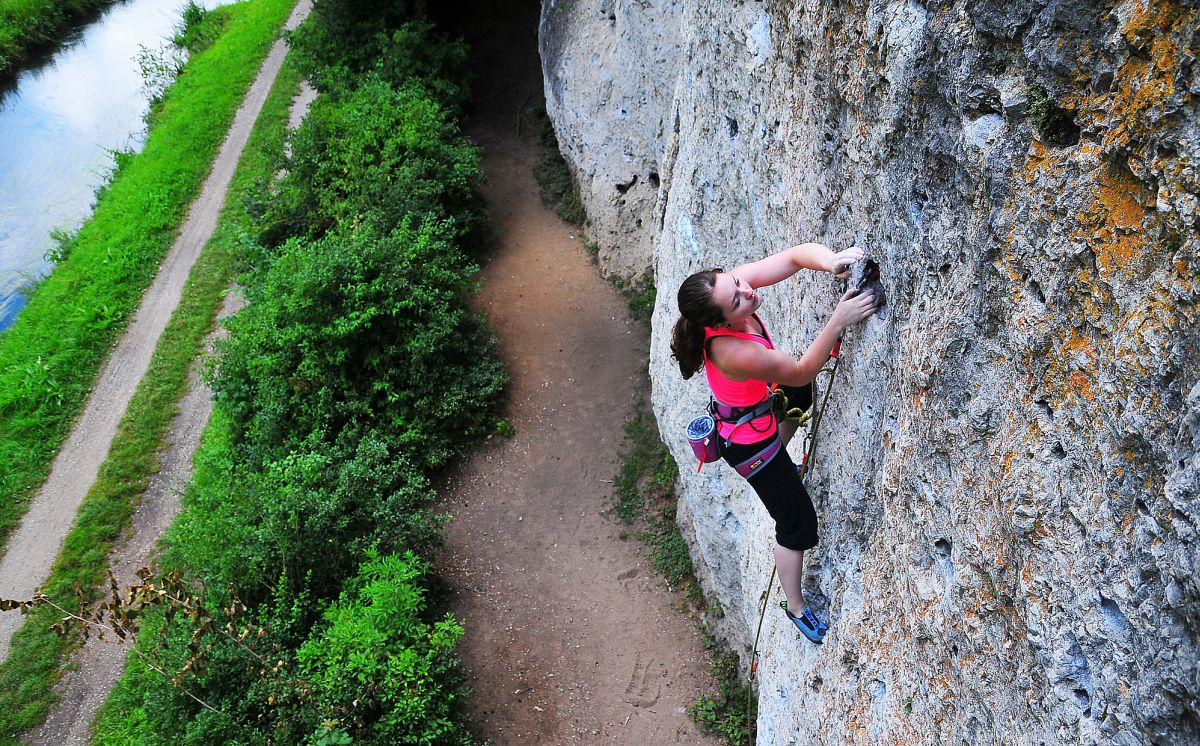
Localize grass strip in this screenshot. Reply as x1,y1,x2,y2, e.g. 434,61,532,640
0,0,294,557
0,24,302,746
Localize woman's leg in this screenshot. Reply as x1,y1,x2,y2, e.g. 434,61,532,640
774,543,806,613
724,435,819,619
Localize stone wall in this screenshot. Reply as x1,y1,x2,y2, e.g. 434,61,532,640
540,1,1198,743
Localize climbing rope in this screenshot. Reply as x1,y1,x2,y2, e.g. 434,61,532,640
744,336,845,734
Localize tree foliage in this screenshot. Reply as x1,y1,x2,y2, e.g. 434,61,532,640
216,221,501,472
288,1,471,111
297,552,472,745
260,81,487,253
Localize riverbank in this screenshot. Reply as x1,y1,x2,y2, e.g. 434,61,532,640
0,0,114,80
0,0,231,330
0,0,293,558
0,0,296,739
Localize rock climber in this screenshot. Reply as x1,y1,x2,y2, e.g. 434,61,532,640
669,242,877,643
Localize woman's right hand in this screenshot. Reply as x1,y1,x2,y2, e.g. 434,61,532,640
831,288,878,331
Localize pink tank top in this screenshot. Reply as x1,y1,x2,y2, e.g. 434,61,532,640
703,313,776,444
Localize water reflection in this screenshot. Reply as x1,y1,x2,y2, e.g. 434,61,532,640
0,0,223,330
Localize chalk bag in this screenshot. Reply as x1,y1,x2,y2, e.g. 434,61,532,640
686,414,721,467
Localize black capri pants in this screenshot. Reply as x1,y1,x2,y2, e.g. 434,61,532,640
720,384,818,552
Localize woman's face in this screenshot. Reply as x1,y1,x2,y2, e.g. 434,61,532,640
711,271,760,327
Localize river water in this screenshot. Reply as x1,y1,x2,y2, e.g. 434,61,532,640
0,0,223,330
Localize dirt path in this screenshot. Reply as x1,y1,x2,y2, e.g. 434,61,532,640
0,0,312,662
437,8,721,745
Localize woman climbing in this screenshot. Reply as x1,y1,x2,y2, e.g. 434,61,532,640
670,242,877,644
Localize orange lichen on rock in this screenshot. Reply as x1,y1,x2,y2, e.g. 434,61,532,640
1044,329,1106,412
1023,140,1049,181
1121,509,1135,536
1078,0,1197,149
1056,0,1196,286
1073,166,1152,280
1069,372,1095,401
1062,332,1100,362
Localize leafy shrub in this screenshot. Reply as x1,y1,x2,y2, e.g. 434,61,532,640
172,1,224,54
98,578,317,746
214,221,503,472
288,2,471,110
168,417,444,606
104,553,471,745
295,552,472,745
261,77,486,249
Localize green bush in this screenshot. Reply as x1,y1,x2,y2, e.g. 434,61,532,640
215,221,503,472
172,1,223,54
295,552,472,745
96,581,314,745
167,417,443,607
260,77,486,250
289,9,471,112
102,553,470,745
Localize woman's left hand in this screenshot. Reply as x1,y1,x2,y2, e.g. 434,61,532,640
828,246,864,278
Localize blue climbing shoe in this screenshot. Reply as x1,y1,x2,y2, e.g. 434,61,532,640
783,604,824,644
802,606,828,636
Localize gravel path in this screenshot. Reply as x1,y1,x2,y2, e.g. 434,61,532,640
0,1,311,740
25,289,243,746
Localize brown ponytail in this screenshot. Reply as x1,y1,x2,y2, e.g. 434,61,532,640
670,269,726,379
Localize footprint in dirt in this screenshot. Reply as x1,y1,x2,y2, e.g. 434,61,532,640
622,652,663,707
616,566,653,593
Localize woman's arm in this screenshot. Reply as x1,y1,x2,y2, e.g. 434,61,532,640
709,289,877,386
732,242,862,289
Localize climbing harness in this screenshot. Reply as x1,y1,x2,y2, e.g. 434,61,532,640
686,393,779,476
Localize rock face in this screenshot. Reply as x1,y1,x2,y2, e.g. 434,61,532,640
541,0,1198,744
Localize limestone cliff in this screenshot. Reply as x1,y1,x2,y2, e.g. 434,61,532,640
540,0,1198,743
